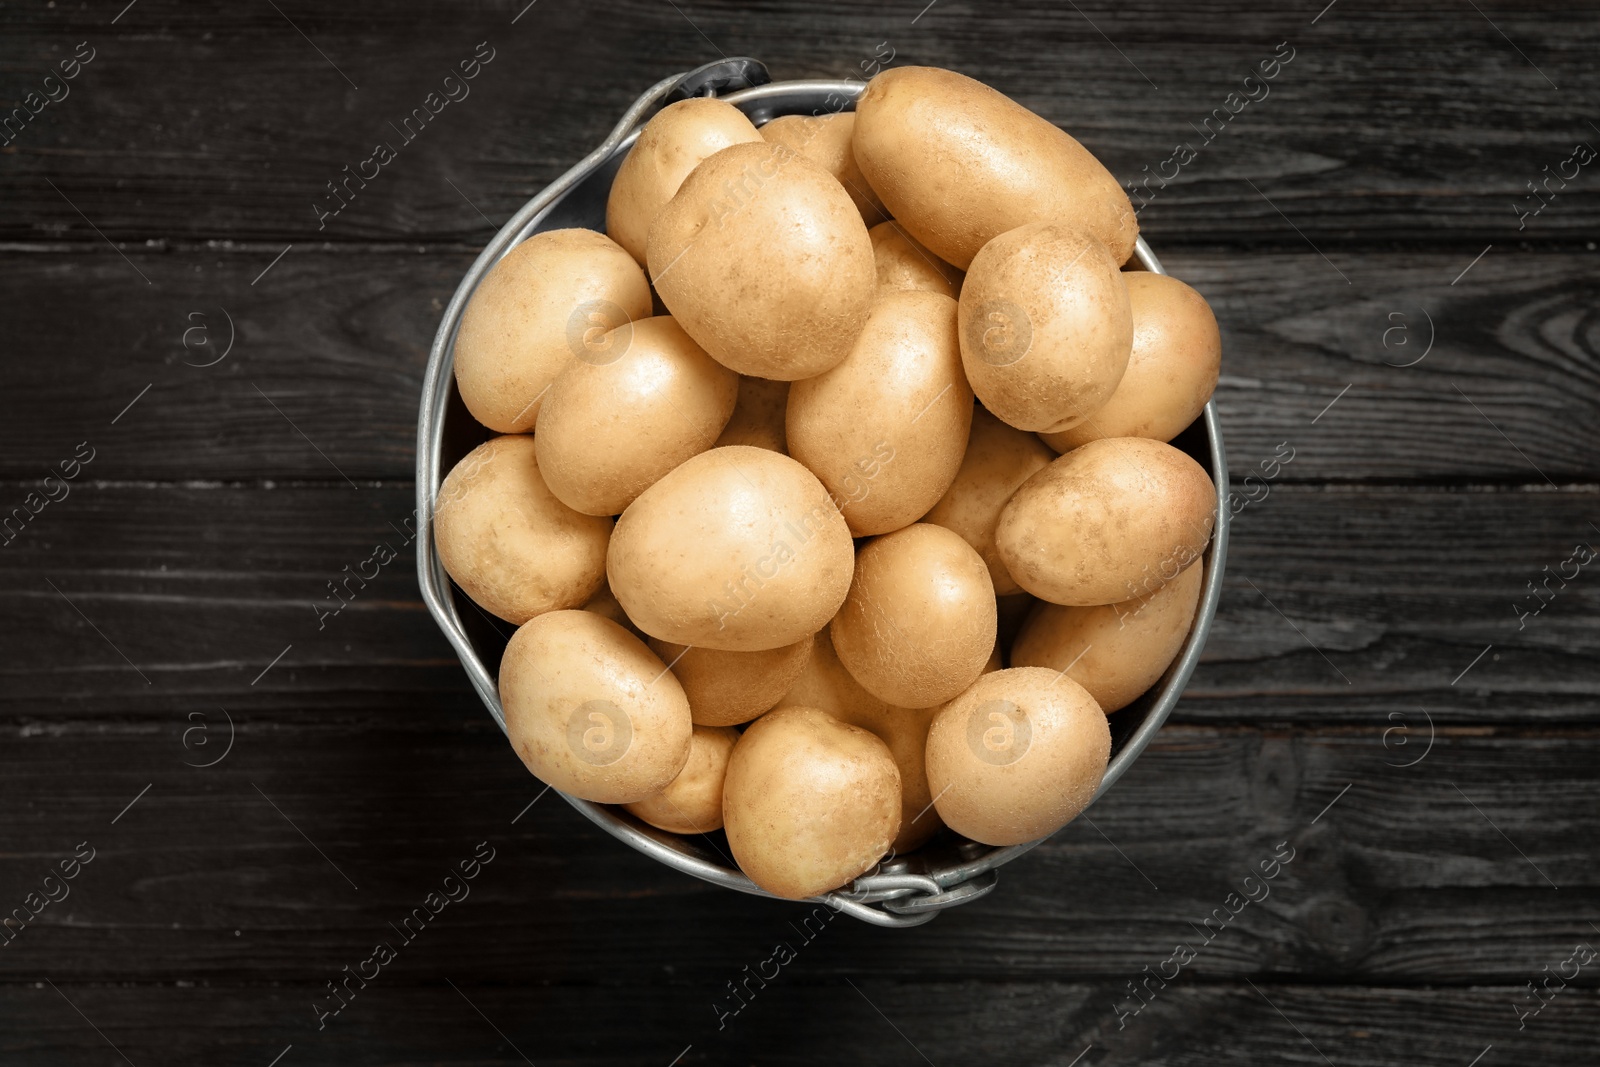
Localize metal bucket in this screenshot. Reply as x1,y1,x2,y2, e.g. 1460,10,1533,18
416,59,1230,927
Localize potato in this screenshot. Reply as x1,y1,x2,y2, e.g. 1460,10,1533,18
499,610,693,804
787,289,973,535
723,705,900,898
535,316,738,516
647,141,874,380
714,375,789,453
761,112,888,225
853,66,1137,269
434,436,612,624
581,578,639,636
959,223,1132,434
646,634,814,727
831,523,996,709
1012,560,1204,713
454,229,651,433
1042,272,1221,451
623,724,738,834
606,97,763,264
925,667,1110,846
780,627,944,852
607,446,854,651
921,406,1054,595
996,437,1215,606
870,221,963,299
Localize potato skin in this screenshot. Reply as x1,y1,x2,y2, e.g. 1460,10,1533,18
499,610,693,804
434,435,612,624
921,406,1055,596
1011,559,1204,712
623,724,739,834
831,524,997,709
723,706,900,899
870,221,963,299
787,289,973,535
606,97,763,264
646,634,814,727
454,229,651,433
996,437,1215,606
607,446,855,652
714,375,789,453
1042,272,1222,451
925,667,1110,846
959,223,1132,434
760,112,888,225
853,66,1138,270
535,316,737,516
647,141,875,380
780,627,945,852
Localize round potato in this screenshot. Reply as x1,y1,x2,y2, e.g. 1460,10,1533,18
606,97,763,264
925,667,1110,846
499,610,693,804
1012,559,1204,712
454,228,651,433
1042,272,1221,450
870,221,963,299
647,141,874,380
853,66,1138,269
608,446,854,651
920,406,1055,595
623,724,739,834
723,706,900,898
535,316,738,516
787,289,973,535
434,436,612,624
780,627,944,852
714,375,789,453
761,112,888,224
831,524,996,709
996,437,1215,606
959,223,1132,433
646,634,814,727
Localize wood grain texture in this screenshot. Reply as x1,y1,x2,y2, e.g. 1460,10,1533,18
0,250,1595,482
1,2,1598,246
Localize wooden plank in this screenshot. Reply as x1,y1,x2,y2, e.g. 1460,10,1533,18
2,980,1590,1066
0,250,1596,482
2,483,1596,722
0,2,1597,245
0,713,1596,983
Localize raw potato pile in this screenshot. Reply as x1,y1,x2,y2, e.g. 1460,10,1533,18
437,66,1222,901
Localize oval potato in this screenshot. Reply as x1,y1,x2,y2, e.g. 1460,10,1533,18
623,724,739,834
925,667,1110,846
607,446,854,651
535,316,737,516
787,289,973,535
714,375,790,453
996,437,1215,606
454,228,651,433
921,406,1055,595
606,97,763,264
434,436,612,624
723,705,900,898
1012,559,1204,712
646,634,814,727
1042,272,1222,450
499,610,693,804
870,221,963,299
959,223,1132,433
853,66,1138,269
831,523,996,709
761,111,888,225
647,141,874,380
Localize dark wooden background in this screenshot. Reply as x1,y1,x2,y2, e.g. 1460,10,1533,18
4,0,1598,1063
